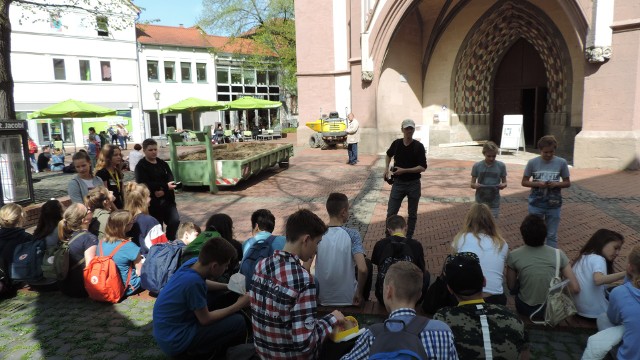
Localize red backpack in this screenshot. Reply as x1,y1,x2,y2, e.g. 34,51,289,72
84,240,132,303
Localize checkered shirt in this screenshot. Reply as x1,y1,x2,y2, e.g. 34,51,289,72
341,308,459,360
250,250,337,360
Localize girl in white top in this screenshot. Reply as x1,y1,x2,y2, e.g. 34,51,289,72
452,203,508,304
572,229,625,320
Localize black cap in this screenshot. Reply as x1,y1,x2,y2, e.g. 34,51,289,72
445,252,484,296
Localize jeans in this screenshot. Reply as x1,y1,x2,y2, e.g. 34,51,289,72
387,179,421,239
149,203,180,240
118,135,127,149
186,312,247,356
528,205,561,248
347,142,358,164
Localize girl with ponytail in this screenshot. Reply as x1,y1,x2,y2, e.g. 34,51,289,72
57,203,97,298
85,186,117,240
124,182,167,255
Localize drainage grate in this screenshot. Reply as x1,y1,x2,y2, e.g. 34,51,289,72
0,302,29,314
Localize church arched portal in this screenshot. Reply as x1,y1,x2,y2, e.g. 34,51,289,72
452,1,571,147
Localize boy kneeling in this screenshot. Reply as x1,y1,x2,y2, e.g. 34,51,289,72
153,236,249,357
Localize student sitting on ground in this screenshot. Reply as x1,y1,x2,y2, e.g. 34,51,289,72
506,214,580,316
68,151,104,204
32,200,64,252
371,214,429,307
343,262,457,360
85,186,117,240
434,252,529,359
50,148,65,171
452,203,508,305
0,204,36,297
250,209,346,359
176,222,200,246
153,236,249,358
241,209,286,258
99,210,143,297
124,182,167,255
572,229,626,327
57,203,98,298
315,192,371,306
37,146,51,172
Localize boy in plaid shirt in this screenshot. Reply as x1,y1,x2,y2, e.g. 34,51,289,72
250,209,346,359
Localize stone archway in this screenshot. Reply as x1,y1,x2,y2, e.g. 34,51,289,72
452,1,572,131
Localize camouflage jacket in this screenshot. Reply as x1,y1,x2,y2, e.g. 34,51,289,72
434,301,528,360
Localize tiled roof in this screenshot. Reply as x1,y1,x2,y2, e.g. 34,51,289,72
136,24,275,57
136,24,210,48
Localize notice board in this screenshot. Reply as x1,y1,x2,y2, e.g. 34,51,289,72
500,115,525,154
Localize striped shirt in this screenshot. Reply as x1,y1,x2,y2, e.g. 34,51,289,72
250,250,337,360
341,308,458,360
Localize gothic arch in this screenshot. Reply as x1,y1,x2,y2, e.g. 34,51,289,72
452,1,572,115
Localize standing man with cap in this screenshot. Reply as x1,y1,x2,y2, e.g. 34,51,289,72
346,113,360,165
434,252,529,359
384,119,427,240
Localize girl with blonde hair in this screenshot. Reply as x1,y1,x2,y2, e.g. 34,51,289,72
57,203,98,298
124,182,167,255
95,144,124,208
85,186,117,240
452,202,508,304
0,204,34,295
99,210,142,296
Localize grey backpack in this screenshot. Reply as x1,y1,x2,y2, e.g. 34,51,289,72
369,316,430,360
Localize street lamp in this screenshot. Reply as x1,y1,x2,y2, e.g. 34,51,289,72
153,89,161,136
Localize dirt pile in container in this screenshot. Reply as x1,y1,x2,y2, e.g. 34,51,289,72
178,143,283,160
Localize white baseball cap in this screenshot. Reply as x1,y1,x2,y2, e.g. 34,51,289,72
401,119,416,129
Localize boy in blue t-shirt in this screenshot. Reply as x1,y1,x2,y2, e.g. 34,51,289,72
153,236,249,357
521,135,571,248
470,141,507,218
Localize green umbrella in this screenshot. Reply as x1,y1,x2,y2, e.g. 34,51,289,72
159,97,227,114
226,96,282,110
28,99,117,119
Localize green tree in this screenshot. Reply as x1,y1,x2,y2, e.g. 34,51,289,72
199,0,296,94
0,0,136,119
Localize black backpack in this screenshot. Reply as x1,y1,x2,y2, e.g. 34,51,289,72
375,238,418,303
369,316,430,360
239,235,276,290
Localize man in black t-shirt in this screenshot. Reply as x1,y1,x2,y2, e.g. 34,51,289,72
384,119,427,239
135,138,180,240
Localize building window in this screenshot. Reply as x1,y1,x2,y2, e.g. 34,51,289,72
243,69,255,85
100,61,111,81
230,68,242,84
53,58,65,80
257,71,267,86
181,62,191,82
196,63,207,82
164,61,175,81
96,16,108,36
147,60,159,81
217,68,229,84
79,60,91,81
268,71,278,85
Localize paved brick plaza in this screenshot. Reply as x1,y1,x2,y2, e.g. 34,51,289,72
1,143,638,359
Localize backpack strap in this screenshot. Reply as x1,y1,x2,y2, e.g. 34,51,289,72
530,249,561,325
67,231,88,270
404,315,429,335
103,240,134,291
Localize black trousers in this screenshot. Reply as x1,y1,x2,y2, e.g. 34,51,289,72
149,203,180,240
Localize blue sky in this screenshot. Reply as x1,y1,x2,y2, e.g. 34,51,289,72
133,0,203,27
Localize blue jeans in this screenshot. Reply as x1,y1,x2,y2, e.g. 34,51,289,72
186,312,246,355
386,179,421,239
347,142,358,164
528,204,561,248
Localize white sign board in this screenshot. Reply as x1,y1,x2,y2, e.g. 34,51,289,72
500,115,525,154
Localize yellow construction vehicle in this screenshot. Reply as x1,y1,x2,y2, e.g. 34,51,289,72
305,111,348,149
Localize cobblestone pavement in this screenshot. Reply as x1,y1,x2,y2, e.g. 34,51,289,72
4,143,637,359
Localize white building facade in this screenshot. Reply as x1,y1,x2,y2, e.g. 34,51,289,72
11,0,142,148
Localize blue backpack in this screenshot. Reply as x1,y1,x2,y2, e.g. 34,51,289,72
239,235,276,290
11,239,46,282
140,241,186,294
369,316,430,360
